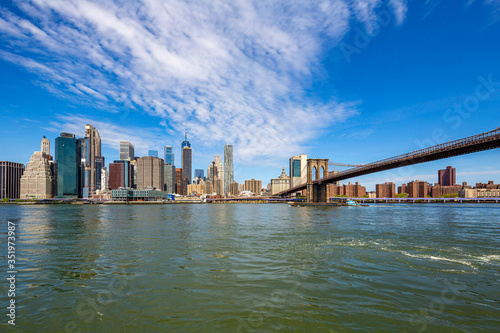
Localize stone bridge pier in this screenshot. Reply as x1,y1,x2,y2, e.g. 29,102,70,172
306,159,329,203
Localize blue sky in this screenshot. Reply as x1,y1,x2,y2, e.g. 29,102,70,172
0,0,499,190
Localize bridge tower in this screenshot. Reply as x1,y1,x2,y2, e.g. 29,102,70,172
306,159,329,203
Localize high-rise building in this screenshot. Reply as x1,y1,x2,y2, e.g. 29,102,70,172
20,151,54,199
245,179,262,195
137,156,164,190
101,167,108,191
330,182,366,198
207,161,217,181
164,145,174,165
41,136,50,156
214,155,223,193
175,168,184,195
148,150,158,158
406,180,430,198
195,169,204,179
289,154,307,188
230,182,239,196
438,166,456,186
55,133,82,198
271,167,290,195
95,156,105,191
182,132,192,193
109,160,133,189
83,124,101,196
376,182,396,198
0,161,24,199
224,145,233,195
120,141,135,160
164,164,175,193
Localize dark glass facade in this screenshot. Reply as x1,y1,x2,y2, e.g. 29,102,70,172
55,136,82,197
292,159,301,177
0,161,25,199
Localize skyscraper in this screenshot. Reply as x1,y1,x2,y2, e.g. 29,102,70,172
164,164,175,193
55,133,82,198
289,154,307,188
164,145,174,165
120,141,135,160
438,166,456,186
148,150,158,158
83,124,101,196
181,131,192,192
41,136,50,156
224,145,233,196
194,169,204,179
109,160,133,189
214,155,223,193
137,156,164,190
20,151,54,199
0,161,24,199
95,156,105,191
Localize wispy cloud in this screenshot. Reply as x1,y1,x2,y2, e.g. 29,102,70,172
0,0,409,162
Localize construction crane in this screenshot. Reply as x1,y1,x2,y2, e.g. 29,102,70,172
328,162,364,168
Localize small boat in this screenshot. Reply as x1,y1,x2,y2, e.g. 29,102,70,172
346,200,357,206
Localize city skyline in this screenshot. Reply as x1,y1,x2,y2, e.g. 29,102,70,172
0,1,500,186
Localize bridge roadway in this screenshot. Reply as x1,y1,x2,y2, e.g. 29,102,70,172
277,127,500,197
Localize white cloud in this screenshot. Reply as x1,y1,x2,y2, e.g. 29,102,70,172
388,0,408,25
0,0,409,163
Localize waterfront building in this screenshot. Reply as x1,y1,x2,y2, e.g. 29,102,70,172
406,180,430,198
238,183,245,193
271,167,290,195
108,160,133,189
214,178,223,195
148,150,158,158
367,191,376,199
224,145,233,195
460,188,500,198
112,188,169,201
164,145,174,165
230,181,239,196
398,183,407,195
430,184,462,197
175,168,184,195
101,166,108,191
20,151,54,199
83,124,101,196
120,141,135,160
376,182,396,198
438,166,456,186
214,155,223,193
245,179,262,195
331,182,366,198
95,156,105,190
137,156,164,190
195,169,204,179
205,180,214,194
55,133,82,197
187,179,207,195
0,161,24,199
289,154,308,188
164,164,175,193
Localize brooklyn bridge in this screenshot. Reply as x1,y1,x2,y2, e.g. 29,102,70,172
276,127,500,202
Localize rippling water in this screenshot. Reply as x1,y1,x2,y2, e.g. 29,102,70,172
1,203,499,332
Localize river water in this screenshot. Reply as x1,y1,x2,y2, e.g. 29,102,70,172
1,203,499,332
